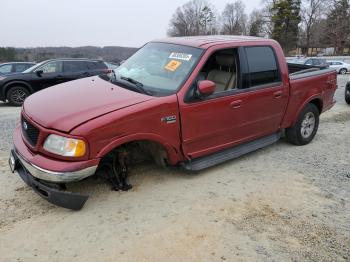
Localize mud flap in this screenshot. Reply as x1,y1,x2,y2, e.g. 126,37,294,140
10,150,89,211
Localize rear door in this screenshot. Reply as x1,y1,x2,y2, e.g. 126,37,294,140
63,61,90,81
180,45,288,159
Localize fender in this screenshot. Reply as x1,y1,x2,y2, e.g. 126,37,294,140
95,133,182,165
290,94,323,126
3,81,33,97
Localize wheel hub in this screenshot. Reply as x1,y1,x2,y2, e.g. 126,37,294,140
301,112,316,139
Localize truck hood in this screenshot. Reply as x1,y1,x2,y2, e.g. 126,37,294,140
23,76,153,132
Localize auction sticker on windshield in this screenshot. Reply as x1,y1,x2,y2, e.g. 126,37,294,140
169,52,192,61
165,60,182,72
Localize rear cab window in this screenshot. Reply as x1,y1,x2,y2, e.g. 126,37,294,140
244,46,281,88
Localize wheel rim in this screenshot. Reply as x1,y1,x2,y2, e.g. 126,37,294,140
301,112,316,139
340,69,346,75
10,89,27,104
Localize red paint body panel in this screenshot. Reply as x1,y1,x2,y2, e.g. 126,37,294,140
14,36,337,173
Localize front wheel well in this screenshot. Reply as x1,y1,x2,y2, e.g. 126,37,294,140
99,140,169,169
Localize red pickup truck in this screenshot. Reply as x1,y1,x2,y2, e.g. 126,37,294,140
9,36,337,210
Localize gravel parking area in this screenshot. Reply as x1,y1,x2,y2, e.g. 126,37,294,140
0,75,349,262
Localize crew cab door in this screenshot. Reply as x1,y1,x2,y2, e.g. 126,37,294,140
179,45,288,159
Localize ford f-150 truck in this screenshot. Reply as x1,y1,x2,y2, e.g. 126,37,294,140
9,36,337,210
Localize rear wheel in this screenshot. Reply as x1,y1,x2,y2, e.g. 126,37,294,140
7,86,30,106
339,68,347,75
286,103,319,145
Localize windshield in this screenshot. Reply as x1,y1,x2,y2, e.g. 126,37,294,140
23,61,46,73
109,42,203,96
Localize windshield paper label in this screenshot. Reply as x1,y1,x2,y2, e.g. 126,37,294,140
169,52,192,61
165,60,182,71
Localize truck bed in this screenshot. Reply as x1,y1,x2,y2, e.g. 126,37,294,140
287,63,329,76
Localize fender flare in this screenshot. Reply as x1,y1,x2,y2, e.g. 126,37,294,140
3,81,33,98
291,95,323,126
95,133,181,165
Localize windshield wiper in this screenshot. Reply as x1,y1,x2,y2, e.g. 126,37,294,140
120,76,150,95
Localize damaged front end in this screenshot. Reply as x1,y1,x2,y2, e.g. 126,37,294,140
9,149,89,210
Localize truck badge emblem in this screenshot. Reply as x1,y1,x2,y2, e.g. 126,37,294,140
161,115,176,124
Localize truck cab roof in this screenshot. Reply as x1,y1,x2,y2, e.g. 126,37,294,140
152,35,275,49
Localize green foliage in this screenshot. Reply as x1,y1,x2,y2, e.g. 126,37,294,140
271,0,302,52
0,47,16,62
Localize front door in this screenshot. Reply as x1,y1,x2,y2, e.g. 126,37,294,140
32,61,64,91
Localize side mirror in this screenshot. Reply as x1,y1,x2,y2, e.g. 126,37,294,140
197,80,216,97
36,70,43,77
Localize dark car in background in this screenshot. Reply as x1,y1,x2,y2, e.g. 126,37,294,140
346,80,350,104
303,58,329,68
0,58,108,106
0,62,36,75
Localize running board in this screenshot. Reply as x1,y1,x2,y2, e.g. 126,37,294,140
182,133,281,172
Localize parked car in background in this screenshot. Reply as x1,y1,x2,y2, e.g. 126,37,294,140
345,80,350,104
0,62,36,75
8,36,337,209
328,61,350,75
0,58,108,106
303,58,329,68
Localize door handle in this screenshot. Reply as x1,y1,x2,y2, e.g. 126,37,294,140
230,100,242,109
273,91,283,98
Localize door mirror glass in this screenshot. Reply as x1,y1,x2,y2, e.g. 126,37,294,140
197,80,216,97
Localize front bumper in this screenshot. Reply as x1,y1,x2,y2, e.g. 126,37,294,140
9,149,89,210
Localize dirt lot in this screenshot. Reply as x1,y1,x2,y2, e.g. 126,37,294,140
0,75,349,262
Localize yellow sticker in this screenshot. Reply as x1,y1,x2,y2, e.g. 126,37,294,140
165,60,182,72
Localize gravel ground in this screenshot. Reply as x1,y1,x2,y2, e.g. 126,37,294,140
0,75,349,262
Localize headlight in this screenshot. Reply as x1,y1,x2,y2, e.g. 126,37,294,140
43,134,86,157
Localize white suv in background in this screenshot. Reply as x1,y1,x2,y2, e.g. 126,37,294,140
328,61,350,75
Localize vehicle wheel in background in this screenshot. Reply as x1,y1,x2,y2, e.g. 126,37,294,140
7,86,30,106
345,85,350,105
339,68,347,75
285,103,320,146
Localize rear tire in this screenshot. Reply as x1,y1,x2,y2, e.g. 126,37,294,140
7,86,30,106
339,68,347,75
286,104,319,146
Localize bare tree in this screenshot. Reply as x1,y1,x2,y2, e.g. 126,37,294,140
167,0,217,36
221,1,248,35
323,0,350,55
300,0,324,55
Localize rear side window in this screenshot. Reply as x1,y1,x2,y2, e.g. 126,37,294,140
86,61,107,70
245,46,280,87
64,61,88,72
14,64,29,72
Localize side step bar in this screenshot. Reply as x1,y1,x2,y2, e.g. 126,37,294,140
182,133,281,172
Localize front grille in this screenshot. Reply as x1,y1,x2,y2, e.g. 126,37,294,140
21,116,40,147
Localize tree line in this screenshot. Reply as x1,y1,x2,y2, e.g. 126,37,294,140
167,0,350,55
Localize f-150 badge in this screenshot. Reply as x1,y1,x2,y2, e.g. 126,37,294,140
161,115,176,124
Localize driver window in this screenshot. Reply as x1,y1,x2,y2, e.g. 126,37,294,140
39,61,63,73
197,48,239,93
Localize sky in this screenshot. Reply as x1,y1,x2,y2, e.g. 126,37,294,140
1,0,262,48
